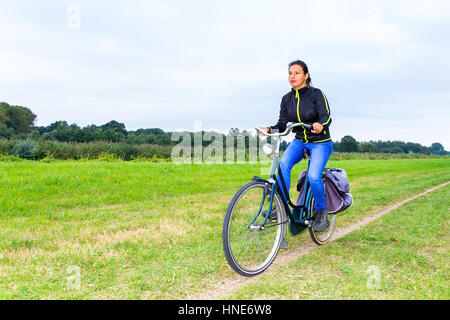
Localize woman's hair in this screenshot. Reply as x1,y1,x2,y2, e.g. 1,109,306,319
288,60,311,85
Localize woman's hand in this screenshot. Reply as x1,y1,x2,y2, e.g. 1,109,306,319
257,127,270,137
311,123,323,134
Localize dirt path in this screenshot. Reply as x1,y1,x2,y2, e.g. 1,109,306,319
189,181,449,300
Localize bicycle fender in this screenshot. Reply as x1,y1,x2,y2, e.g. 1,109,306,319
251,176,271,184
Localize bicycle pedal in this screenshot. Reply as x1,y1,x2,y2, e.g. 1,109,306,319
262,208,278,221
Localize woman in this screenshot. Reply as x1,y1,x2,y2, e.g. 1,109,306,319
257,60,333,232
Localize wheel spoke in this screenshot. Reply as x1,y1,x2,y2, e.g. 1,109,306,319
223,182,285,276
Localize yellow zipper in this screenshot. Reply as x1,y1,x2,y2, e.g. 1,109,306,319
296,89,308,143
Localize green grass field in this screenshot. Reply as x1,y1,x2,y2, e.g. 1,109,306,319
0,158,449,299
227,183,449,299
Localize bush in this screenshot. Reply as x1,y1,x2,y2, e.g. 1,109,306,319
39,155,57,163
0,154,23,162
97,152,121,162
13,139,39,160
0,139,16,155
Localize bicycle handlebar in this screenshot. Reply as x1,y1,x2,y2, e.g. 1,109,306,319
255,122,313,137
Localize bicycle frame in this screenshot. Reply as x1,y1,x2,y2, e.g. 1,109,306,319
223,125,336,277
251,135,313,228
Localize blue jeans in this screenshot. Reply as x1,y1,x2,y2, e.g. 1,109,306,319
277,139,333,211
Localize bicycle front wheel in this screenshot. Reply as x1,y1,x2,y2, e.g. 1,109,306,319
222,181,286,277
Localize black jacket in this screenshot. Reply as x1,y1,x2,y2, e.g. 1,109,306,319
268,85,332,143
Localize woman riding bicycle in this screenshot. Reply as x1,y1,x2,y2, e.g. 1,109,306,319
257,60,333,232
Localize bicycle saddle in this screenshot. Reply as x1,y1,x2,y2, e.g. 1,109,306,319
302,149,310,159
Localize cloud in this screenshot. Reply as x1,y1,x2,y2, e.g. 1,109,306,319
0,0,449,150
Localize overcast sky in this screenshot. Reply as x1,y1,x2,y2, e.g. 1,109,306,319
1,0,449,149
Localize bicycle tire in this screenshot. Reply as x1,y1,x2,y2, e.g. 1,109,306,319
222,181,287,277
308,197,337,245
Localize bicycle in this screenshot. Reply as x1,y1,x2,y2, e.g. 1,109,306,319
222,122,337,277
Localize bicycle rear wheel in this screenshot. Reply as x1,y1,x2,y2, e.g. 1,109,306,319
222,181,286,277
308,198,337,245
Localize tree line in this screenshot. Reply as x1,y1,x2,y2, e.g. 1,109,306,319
0,102,172,145
0,101,448,158
333,135,447,155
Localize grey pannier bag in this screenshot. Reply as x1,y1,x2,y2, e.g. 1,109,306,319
296,168,353,214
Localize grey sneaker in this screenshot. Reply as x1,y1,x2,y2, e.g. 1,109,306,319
313,210,329,232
